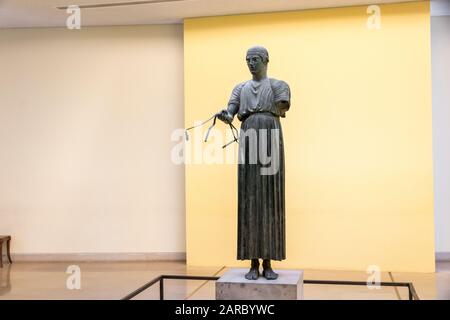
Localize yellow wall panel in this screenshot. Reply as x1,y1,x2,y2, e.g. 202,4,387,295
184,1,435,272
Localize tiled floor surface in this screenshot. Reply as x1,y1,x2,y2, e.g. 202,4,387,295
0,261,449,300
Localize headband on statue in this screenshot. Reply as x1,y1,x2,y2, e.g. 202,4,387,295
246,46,269,62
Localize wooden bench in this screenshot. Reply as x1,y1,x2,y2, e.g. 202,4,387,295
0,236,12,268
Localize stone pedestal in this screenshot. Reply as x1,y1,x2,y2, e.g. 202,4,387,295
215,268,304,300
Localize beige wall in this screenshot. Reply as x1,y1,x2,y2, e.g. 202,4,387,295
0,25,185,256
432,15,450,254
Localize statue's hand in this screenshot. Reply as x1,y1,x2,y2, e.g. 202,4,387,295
216,109,233,124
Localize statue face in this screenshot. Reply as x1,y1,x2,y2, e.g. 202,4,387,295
246,54,266,76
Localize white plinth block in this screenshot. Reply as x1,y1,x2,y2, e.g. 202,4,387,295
215,268,304,300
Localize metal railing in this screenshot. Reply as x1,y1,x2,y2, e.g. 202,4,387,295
121,274,419,300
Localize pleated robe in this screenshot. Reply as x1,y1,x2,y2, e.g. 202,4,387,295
227,77,290,261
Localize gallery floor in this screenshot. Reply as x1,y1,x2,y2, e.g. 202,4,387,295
0,261,449,300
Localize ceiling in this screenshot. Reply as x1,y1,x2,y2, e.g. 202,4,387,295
0,0,423,28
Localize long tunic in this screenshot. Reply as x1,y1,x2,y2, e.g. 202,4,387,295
227,77,291,260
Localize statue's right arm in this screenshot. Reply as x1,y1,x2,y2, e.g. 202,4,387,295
226,103,239,118
217,83,244,123
216,104,236,123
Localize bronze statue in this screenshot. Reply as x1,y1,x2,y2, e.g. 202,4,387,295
217,46,290,280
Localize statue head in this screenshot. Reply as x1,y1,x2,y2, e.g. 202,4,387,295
246,46,269,77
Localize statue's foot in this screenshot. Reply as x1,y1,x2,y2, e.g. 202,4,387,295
262,268,279,280
245,268,260,280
